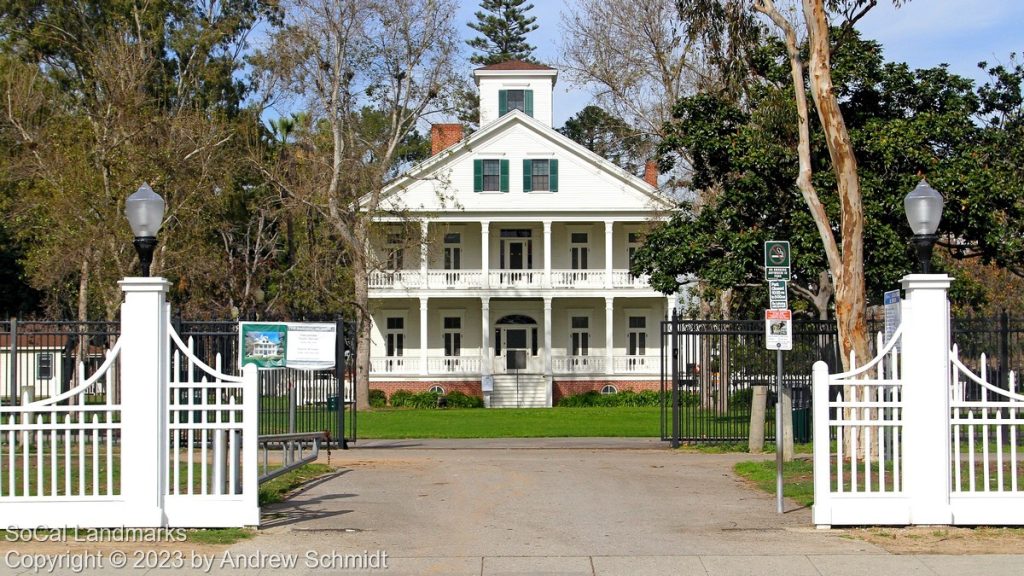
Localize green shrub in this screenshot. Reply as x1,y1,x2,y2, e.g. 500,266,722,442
388,389,414,407
368,389,387,408
443,390,484,408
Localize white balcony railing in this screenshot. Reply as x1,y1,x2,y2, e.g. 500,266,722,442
613,355,659,374
368,270,424,289
426,356,481,374
550,270,606,288
488,270,543,288
427,270,484,289
611,271,650,288
370,269,650,290
551,355,606,374
370,356,421,374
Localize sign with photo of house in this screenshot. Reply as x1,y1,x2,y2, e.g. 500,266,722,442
239,322,336,370
240,323,287,368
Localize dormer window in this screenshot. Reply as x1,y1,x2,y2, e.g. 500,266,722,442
499,89,533,117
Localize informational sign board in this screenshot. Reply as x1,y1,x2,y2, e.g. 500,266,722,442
769,280,788,310
764,241,791,281
884,289,901,352
239,322,336,370
765,309,793,351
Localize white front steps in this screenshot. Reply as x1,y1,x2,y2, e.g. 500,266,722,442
490,374,548,408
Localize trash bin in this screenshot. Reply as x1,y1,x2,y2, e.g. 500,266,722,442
792,406,811,443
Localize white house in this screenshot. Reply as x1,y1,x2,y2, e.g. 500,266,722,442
366,61,675,407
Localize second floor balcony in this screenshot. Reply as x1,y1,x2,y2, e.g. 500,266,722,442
368,268,652,291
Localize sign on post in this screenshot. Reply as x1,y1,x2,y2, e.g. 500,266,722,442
239,322,337,370
764,241,791,281
884,289,901,352
769,280,788,310
765,309,793,351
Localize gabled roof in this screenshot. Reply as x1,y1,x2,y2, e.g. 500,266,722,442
370,110,673,211
475,60,555,71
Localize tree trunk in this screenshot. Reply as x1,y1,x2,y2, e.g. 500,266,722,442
352,220,372,411
803,0,869,368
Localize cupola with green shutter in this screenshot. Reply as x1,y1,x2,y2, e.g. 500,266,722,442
473,60,557,128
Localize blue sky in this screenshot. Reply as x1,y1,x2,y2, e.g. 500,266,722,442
455,0,1024,127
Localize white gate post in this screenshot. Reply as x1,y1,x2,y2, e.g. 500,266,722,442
900,273,953,524
118,277,171,527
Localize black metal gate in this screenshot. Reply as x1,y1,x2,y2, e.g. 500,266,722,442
660,316,842,446
176,319,358,448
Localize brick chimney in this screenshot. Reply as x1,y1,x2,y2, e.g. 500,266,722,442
643,160,659,188
431,123,463,156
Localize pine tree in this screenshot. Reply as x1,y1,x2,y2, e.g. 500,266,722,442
467,0,539,65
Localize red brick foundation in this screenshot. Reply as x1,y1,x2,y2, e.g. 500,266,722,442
552,379,660,404
371,380,482,403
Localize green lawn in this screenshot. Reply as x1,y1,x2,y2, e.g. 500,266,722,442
734,459,815,506
354,407,662,438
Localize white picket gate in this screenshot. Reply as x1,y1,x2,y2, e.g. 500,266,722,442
813,273,1024,526
0,278,259,528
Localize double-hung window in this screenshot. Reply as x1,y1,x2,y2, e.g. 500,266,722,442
522,159,558,192
443,317,462,357
474,159,509,192
627,316,646,356
570,316,590,357
386,232,404,270
570,232,589,270
443,233,462,270
627,232,642,269
385,317,405,357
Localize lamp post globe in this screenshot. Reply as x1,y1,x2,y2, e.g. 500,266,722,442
903,179,943,274
125,183,165,277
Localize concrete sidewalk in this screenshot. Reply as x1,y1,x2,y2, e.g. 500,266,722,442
221,439,1024,575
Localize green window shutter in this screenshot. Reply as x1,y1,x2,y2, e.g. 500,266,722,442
498,90,507,117
524,90,534,117
522,159,532,192
500,159,509,193
473,159,483,192
549,159,558,192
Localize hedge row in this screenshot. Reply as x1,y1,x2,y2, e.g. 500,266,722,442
369,389,484,409
556,389,700,407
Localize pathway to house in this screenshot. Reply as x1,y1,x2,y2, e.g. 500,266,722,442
216,438,1024,575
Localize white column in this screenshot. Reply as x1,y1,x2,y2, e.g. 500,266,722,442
420,220,429,287
543,220,552,288
419,297,429,376
481,220,490,288
118,277,171,527
604,220,614,289
481,297,491,376
667,295,677,320
605,297,614,375
544,295,552,407
900,273,953,524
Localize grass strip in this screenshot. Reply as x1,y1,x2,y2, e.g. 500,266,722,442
258,463,334,505
733,458,815,507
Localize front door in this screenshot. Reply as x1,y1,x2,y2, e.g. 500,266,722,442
494,319,538,373
506,240,526,270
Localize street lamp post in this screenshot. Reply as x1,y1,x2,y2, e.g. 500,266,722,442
903,179,944,274
125,183,166,277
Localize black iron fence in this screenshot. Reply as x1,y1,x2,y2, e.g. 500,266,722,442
1,317,357,447
659,314,1024,446
0,319,121,404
